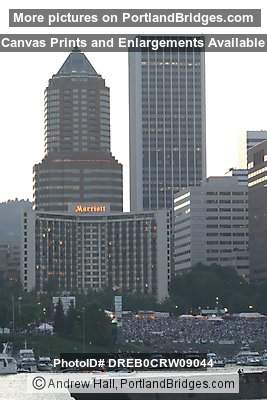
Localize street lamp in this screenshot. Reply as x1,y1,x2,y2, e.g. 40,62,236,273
18,297,22,318
11,296,23,334
43,307,47,330
82,307,86,352
11,296,15,334
215,297,219,315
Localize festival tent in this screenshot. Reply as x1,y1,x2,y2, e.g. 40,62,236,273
237,312,266,318
36,323,54,332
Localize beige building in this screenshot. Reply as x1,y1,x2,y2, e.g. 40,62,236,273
248,139,267,281
174,177,249,279
21,205,172,302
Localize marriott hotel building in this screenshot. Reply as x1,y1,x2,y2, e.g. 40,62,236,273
21,49,171,302
21,205,171,302
33,48,123,213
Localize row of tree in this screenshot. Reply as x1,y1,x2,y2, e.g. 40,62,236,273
0,263,267,339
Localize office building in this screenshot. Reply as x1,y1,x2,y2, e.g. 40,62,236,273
21,205,172,302
0,200,32,242
174,177,249,279
0,242,20,281
247,130,267,152
33,49,123,212
129,40,206,211
225,168,248,185
248,139,267,281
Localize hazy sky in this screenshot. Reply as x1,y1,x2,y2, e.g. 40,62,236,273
0,0,266,211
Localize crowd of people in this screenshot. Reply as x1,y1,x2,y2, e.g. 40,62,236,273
121,314,267,349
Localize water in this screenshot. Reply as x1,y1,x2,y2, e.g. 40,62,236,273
0,367,267,400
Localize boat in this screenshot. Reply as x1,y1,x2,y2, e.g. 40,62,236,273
207,352,225,367
17,346,37,372
212,359,225,367
224,357,237,365
0,343,17,374
244,356,262,367
260,350,267,366
20,357,37,372
236,350,260,366
37,356,53,371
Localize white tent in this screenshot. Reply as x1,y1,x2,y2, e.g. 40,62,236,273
207,316,224,321
238,312,266,319
37,323,54,332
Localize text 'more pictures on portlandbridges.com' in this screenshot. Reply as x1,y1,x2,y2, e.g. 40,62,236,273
3,0,267,399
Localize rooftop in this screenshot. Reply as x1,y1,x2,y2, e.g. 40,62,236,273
56,48,98,77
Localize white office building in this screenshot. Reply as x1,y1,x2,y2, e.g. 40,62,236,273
174,177,249,279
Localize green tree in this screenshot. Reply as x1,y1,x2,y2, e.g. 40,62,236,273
170,263,254,314
83,303,113,346
0,302,9,328
54,298,66,335
65,300,77,337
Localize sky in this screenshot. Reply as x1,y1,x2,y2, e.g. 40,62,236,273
0,0,266,211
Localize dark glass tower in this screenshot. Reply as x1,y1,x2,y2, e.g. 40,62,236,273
129,43,206,211
33,49,123,212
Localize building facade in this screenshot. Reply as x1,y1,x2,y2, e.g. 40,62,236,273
248,139,267,281
129,42,206,211
0,242,20,281
225,168,248,185
247,130,267,153
21,206,172,302
174,177,249,279
33,49,123,213
33,152,122,213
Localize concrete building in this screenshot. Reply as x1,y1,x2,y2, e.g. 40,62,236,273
225,168,248,185
248,139,267,281
0,200,32,243
174,177,249,279
0,242,20,281
33,48,123,213
21,205,172,302
129,40,206,211
247,130,267,153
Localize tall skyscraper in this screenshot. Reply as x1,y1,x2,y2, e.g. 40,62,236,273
33,49,123,212
129,42,206,211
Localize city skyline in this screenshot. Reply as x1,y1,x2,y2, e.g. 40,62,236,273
1,50,267,210
1,0,267,210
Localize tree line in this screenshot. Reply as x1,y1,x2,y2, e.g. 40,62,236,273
0,263,266,342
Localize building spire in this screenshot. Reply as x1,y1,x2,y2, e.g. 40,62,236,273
72,46,81,53
56,50,98,76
